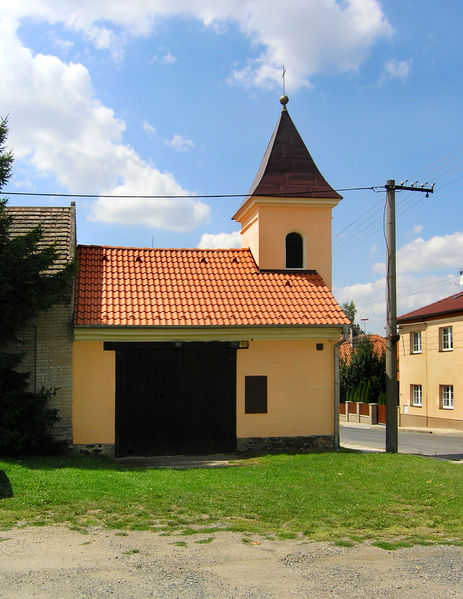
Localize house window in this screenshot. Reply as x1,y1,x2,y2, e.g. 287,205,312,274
411,384,422,407
285,232,303,269
440,326,453,351
440,385,454,409
245,376,267,413
411,331,422,354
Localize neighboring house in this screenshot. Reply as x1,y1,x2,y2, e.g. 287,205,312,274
339,334,386,363
6,204,76,442
398,292,463,430
72,98,349,456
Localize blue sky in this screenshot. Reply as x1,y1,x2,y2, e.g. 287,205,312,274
1,1,462,334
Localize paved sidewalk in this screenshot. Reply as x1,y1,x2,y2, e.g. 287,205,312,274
341,421,463,436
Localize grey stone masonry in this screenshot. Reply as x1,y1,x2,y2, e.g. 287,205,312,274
237,435,334,454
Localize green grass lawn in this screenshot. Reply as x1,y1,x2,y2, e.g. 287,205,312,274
0,452,462,545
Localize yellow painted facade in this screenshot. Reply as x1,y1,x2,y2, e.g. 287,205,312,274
398,315,463,430
235,198,337,290
236,338,335,437
72,334,337,445
73,341,115,443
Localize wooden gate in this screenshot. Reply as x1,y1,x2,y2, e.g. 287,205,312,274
110,342,236,457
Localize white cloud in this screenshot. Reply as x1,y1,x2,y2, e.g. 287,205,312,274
336,232,463,333
161,52,177,65
228,0,392,89
152,48,177,65
50,35,74,55
142,120,156,137
197,231,241,249
336,273,458,334
3,1,392,89
164,134,195,152
371,232,463,276
413,224,423,234
382,58,412,80
397,232,463,274
0,22,208,231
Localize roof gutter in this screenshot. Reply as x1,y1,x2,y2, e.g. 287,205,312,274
334,324,350,451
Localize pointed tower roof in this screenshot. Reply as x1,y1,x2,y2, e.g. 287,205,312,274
247,98,341,200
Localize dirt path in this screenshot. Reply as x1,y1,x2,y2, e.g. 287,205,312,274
1,526,462,598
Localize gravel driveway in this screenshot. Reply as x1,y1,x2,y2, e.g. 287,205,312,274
1,526,462,598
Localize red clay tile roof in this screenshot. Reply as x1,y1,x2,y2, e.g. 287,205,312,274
247,108,342,200
398,291,463,323
75,245,349,328
5,205,76,270
339,334,386,362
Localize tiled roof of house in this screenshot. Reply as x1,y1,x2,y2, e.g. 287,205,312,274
5,205,76,269
247,108,342,200
75,245,350,328
339,334,386,362
398,291,463,323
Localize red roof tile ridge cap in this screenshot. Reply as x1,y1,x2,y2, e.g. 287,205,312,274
77,244,249,253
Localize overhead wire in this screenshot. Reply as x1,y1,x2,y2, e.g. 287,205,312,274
334,148,463,259
0,186,378,200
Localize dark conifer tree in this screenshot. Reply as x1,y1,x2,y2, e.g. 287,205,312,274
0,117,75,455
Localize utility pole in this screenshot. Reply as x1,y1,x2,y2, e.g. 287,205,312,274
385,180,398,453
384,179,434,453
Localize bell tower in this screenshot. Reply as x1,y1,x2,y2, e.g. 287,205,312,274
232,96,341,290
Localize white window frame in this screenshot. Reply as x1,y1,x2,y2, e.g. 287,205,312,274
440,326,453,351
411,331,422,354
440,385,454,410
411,384,422,407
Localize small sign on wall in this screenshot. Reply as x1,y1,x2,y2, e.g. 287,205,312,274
403,405,409,414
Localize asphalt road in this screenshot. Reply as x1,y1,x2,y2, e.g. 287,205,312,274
340,423,463,461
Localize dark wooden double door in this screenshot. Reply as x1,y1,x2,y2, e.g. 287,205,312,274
114,343,236,457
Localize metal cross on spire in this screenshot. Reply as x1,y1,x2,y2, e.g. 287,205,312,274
280,66,289,109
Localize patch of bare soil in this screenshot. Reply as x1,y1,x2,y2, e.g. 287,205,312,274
1,526,463,598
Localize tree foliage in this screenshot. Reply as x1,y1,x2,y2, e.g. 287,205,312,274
0,117,75,455
341,301,357,325
340,336,386,404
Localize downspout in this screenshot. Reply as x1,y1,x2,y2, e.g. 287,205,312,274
334,324,350,451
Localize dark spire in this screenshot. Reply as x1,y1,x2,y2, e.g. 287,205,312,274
247,102,342,200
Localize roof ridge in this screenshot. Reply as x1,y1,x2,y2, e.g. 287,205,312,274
77,244,248,252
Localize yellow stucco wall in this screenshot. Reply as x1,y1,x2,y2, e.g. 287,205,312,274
72,341,115,444
399,316,463,428
72,336,336,444
238,201,334,289
237,338,335,438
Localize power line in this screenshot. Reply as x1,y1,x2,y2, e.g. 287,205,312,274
0,186,379,200
334,148,463,257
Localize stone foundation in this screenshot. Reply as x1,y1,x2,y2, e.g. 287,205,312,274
236,435,334,454
71,443,115,457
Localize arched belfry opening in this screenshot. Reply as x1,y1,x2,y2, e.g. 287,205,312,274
285,232,303,269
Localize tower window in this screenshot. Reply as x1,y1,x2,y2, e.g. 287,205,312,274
285,232,303,268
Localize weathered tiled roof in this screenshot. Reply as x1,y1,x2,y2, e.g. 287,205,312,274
398,291,463,323
5,205,76,269
339,334,386,361
75,245,349,328
247,108,342,200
